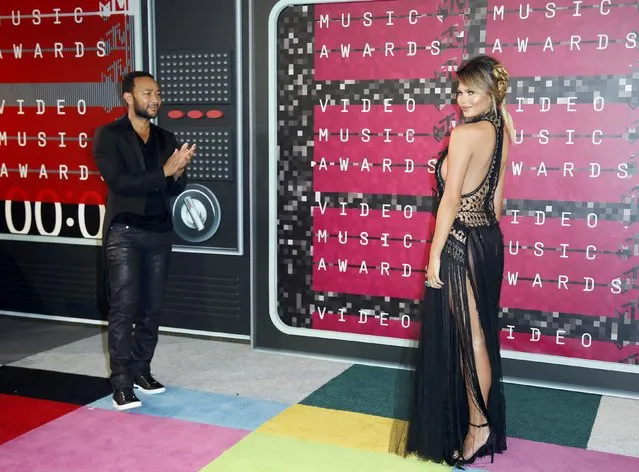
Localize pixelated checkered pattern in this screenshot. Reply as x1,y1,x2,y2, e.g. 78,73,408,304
275,2,639,349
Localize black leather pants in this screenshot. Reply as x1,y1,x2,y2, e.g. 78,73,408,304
105,223,172,391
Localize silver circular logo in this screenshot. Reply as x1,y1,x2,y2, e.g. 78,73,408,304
171,184,222,243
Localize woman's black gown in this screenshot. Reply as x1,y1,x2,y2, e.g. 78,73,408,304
403,110,508,466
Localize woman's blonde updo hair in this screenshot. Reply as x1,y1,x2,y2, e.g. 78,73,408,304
456,55,515,142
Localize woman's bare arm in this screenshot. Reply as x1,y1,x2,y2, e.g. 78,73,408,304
426,126,477,288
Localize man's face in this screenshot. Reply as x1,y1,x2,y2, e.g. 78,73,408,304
126,76,161,119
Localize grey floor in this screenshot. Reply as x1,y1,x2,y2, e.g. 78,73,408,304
0,315,352,404
0,316,105,365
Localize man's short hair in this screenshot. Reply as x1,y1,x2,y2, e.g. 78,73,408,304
121,71,155,96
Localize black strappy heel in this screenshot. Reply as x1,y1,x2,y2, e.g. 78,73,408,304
455,422,496,468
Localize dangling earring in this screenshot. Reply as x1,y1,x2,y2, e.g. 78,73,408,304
492,96,497,115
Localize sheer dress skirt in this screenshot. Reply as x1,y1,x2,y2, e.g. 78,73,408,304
403,223,507,466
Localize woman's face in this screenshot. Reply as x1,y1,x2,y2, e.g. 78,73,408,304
456,81,492,119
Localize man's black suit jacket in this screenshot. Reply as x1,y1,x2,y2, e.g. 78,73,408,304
93,115,187,239
92,115,187,314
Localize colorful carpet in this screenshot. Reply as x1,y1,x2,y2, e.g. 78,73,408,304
1,361,638,472
0,321,638,472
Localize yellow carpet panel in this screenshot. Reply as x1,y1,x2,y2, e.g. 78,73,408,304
201,431,451,472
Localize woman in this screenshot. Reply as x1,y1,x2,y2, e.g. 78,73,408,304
404,55,515,467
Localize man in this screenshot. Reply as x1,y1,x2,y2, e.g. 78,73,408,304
93,71,195,410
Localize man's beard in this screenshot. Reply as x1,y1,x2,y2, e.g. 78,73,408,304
133,99,157,120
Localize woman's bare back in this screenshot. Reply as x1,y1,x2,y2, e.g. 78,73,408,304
439,120,502,196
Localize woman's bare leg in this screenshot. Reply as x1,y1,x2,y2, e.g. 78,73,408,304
461,276,491,459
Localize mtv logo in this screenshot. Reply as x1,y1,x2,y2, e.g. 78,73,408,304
99,0,128,17
99,1,111,17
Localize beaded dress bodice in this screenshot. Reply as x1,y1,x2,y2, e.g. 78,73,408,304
434,110,504,260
